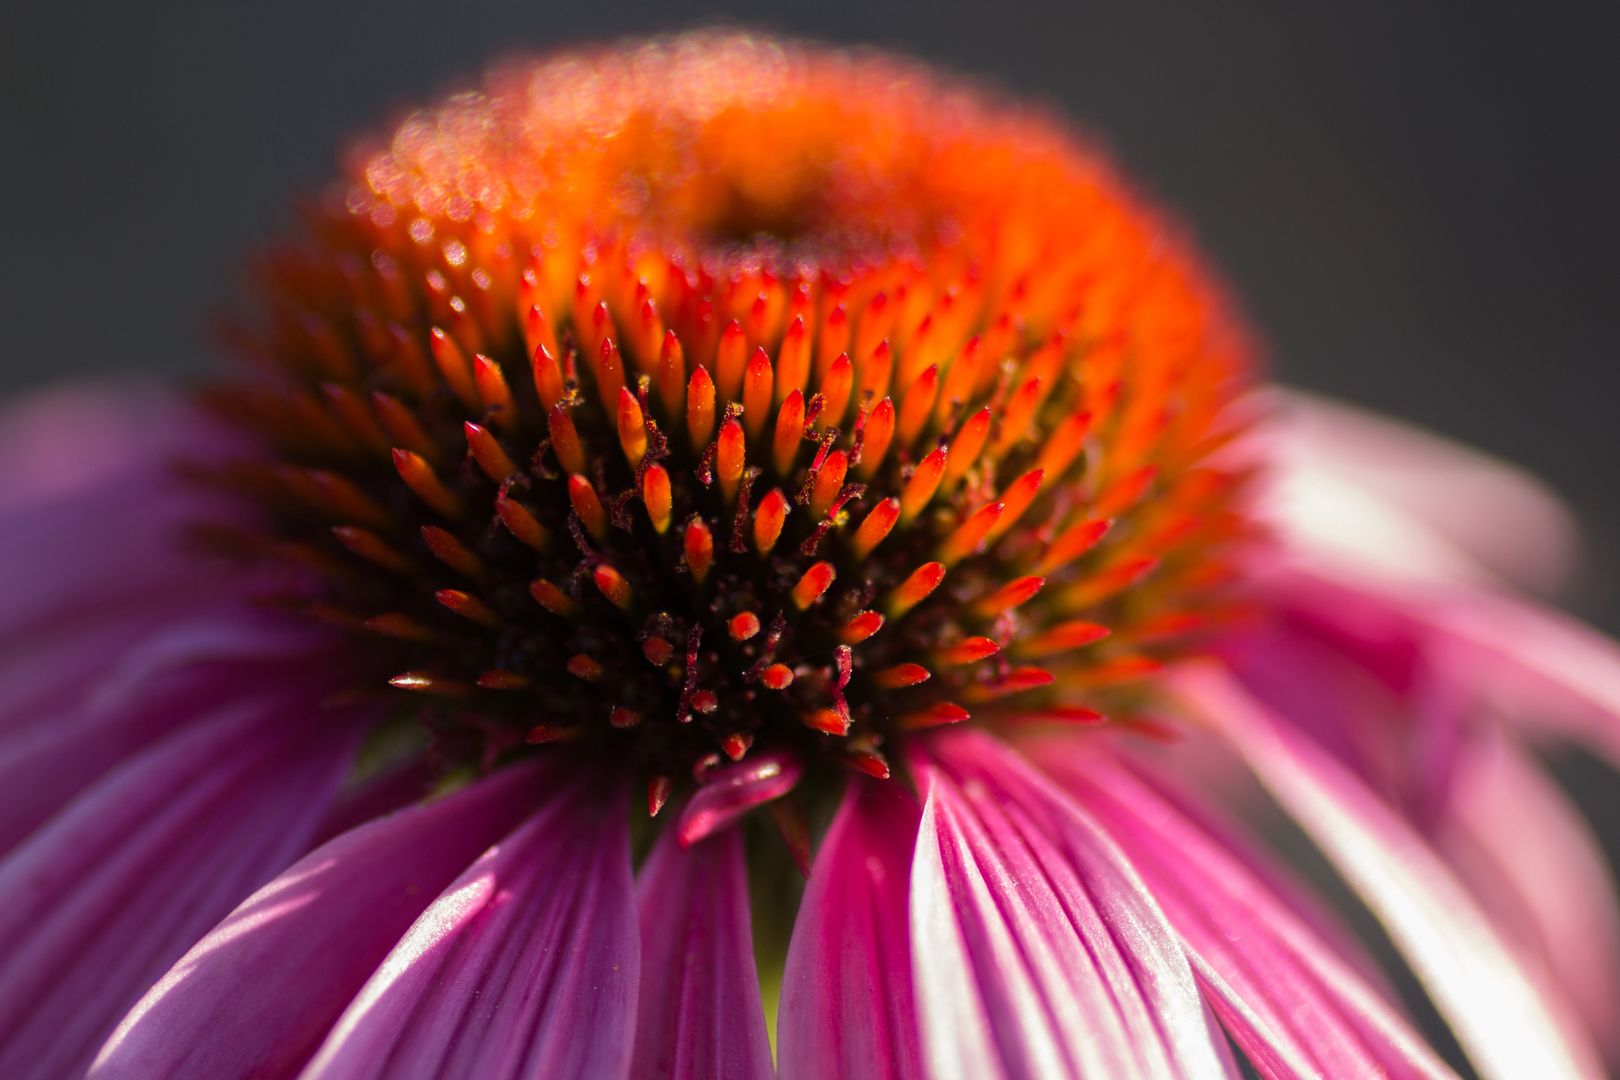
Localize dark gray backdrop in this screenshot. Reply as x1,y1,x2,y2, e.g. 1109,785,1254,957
3,0,1616,810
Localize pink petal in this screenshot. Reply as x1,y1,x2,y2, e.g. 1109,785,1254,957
300,777,639,1080
1278,559,1620,770
630,826,772,1080
1240,556,1620,1060
0,384,268,751
1427,586,1620,767
1219,573,1493,835
91,762,548,1079
0,384,240,649
1171,663,1605,1080
1261,390,1579,593
0,591,213,735
0,381,225,514
0,665,239,854
0,693,361,1080
1037,745,1456,1080
1219,607,1420,810
0,490,202,647
909,730,1228,1080
0,611,338,852
1437,730,1620,1059
676,750,803,845
779,780,925,1080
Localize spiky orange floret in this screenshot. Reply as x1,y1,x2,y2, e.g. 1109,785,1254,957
206,32,1257,788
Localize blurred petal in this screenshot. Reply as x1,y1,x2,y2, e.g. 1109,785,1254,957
1438,730,1620,1059
1037,745,1456,1080
779,780,924,1080
0,695,361,1080
0,383,236,646
1262,390,1579,593
1278,559,1620,769
0,664,231,853
0,612,336,852
92,762,547,1079
1223,569,1515,847
910,730,1228,1080
1172,663,1605,1080
0,591,208,735
1427,587,1620,767
301,777,638,1080
630,827,772,1080
0,381,216,513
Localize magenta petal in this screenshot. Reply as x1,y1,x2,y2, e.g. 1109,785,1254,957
0,697,360,1080
0,612,335,853
1038,747,1455,1080
0,665,223,853
910,730,1228,1080
0,476,206,645
0,385,237,648
676,750,803,845
1172,664,1606,1080
779,779,925,1080
0,592,213,735
630,826,772,1080
91,762,548,1079
300,777,639,1080
1439,731,1620,1059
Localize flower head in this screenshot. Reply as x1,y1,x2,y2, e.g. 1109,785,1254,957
4,29,1618,1080
213,32,1253,805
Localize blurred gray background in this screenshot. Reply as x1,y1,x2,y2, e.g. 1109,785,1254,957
2,3,1618,1070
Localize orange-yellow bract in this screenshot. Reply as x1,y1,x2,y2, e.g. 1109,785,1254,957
209,31,1257,797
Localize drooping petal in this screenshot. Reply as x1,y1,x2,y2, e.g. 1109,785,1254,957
779,779,925,1080
0,694,361,1080
91,762,548,1079
1232,555,1620,1062
300,775,639,1080
630,826,772,1080
909,730,1229,1080
1276,558,1620,770
1425,584,1620,768
1035,743,1456,1080
1437,730,1620,1059
1171,663,1605,1080
1261,390,1579,593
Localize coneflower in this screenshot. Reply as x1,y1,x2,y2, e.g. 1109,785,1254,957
2,31,1614,1080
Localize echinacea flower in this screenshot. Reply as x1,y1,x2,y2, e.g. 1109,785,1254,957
4,29,1616,1079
